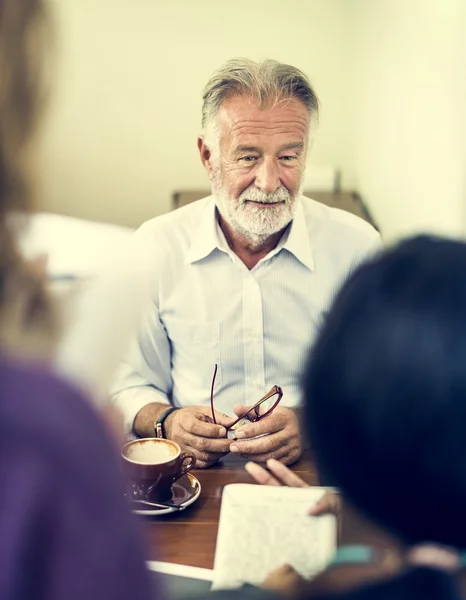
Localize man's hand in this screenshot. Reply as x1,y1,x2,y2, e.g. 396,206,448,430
164,406,232,468
228,405,302,465
245,458,340,516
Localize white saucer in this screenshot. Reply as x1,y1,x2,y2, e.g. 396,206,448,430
131,473,201,516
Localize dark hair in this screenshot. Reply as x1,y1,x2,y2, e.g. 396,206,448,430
304,235,466,549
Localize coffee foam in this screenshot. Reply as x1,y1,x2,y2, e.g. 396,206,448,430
125,440,178,464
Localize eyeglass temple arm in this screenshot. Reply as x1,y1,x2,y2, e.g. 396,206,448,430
210,364,218,424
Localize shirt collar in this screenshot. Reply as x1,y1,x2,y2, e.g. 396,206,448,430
186,198,224,264
279,199,314,271
186,196,314,271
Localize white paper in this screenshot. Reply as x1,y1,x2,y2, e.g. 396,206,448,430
147,561,213,581
212,484,336,590
53,242,153,402
19,212,153,405
19,212,134,277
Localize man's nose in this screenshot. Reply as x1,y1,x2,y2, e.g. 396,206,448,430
254,158,280,194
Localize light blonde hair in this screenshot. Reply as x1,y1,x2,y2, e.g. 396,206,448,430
201,58,319,141
0,0,57,357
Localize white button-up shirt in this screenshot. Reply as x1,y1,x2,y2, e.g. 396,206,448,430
111,196,381,432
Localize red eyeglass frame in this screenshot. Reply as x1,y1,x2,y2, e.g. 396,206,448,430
210,363,283,430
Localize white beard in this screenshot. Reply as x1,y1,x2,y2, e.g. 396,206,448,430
213,179,298,246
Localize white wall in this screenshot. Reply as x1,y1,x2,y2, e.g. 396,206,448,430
351,0,466,243
40,0,355,228
40,1,466,241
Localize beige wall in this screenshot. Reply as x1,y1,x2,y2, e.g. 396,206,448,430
40,1,465,240
40,0,355,228
351,0,466,243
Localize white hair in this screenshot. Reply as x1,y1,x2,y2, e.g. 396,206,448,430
201,58,319,150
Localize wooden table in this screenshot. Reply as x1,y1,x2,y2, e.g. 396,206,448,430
142,452,319,569
141,452,400,570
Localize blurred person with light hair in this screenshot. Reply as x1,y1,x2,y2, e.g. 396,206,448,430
112,58,381,468
0,1,155,598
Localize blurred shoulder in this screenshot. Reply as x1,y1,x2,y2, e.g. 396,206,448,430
0,357,116,470
137,196,213,240
300,195,381,247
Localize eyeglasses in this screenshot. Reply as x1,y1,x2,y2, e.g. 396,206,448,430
210,363,283,431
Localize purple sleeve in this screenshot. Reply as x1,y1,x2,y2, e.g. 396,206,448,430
0,438,156,600
0,370,162,600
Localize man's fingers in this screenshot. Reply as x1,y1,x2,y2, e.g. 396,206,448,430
234,414,284,439
233,404,250,418
265,458,309,487
182,429,231,454
168,408,231,468
230,429,285,456
186,413,226,438
181,442,228,468
212,409,237,429
245,461,281,486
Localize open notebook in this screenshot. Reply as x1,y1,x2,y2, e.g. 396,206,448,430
212,484,337,590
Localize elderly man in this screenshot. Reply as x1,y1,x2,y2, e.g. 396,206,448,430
111,58,381,468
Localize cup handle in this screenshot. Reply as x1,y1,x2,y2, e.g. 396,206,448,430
174,451,196,481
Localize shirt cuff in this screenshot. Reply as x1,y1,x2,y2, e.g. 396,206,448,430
111,387,170,435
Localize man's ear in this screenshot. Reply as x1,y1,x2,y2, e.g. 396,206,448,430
197,136,215,180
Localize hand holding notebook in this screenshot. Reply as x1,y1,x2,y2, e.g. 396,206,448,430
212,484,337,590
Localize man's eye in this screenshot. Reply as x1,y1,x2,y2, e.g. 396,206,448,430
280,155,298,161
239,156,258,162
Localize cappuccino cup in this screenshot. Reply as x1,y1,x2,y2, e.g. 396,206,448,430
122,438,196,503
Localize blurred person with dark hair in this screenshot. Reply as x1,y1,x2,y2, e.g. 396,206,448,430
228,235,466,600
0,1,153,598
